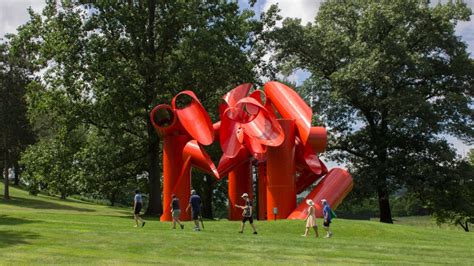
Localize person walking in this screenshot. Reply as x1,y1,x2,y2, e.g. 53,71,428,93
133,190,146,228
302,199,318,237
170,194,184,230
235,193,257,235
186,190,202,231
322,199,333,238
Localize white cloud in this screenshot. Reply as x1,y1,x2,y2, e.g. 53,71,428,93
0,0,45,39
263,0,321,25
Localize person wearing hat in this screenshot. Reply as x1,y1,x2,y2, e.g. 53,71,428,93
302,199,318,237
170,194,184,230
186,189,202,231
234,193,257,234
321,199,333,238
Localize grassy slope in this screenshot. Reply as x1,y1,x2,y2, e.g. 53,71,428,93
1,185,472,265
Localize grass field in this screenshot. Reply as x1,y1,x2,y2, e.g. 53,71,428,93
1,184,473,265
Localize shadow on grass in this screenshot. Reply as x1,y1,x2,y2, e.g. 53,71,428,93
0,230,40,248
0,215,42,226
1,197,95,212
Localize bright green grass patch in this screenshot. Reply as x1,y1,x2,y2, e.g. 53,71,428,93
1,184,473,265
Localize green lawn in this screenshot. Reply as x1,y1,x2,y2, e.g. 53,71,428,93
1,184,472,265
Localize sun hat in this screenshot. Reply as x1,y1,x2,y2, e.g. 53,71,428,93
306,199,314,206
321,199,327,203
241,193,249,198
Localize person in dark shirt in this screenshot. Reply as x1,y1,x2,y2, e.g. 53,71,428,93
235,193,257,234
133,190,145,228
186,189,202,231
170,194,184,230
322,199,333,238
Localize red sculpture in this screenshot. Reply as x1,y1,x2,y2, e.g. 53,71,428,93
150,81,353,221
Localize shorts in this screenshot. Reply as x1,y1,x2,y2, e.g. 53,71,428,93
323,220,331,227
134,203,142,214
242,216,253,224
172,209,181,218
192,210,200,220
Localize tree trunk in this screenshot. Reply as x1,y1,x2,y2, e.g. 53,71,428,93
3,132,9,200
201,175,214,219
3,165,9,200
145,122,162,216
143,0,161,216
378,188,393,223
13,161,20,186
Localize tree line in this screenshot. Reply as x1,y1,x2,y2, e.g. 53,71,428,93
1,0,472,230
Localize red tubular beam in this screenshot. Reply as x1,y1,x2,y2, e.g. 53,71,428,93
308,126,327,153
182,140,219,178
216,147,251,179
266,119,296,220
295,170,322,194
264,81,312,145
228,160,253,221
257,162,267,220
150,104,185,137
172,91,214,146
161,134,191,221
287,168,353,219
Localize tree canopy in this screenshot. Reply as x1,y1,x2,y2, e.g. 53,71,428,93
273,0,474,223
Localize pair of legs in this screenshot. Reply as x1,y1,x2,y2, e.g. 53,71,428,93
134,213,145,227
239,217,257,234
172,210,184,229
192,211,201,231
302,226,318,237
323,221,332,238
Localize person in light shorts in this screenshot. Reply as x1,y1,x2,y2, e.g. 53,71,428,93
171,194,184,230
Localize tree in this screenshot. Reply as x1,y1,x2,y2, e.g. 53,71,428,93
273,0,474,223
17,1,277,215
426,151,473,232
0,41,35,199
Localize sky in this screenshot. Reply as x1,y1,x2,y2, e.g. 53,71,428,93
1,0,472,156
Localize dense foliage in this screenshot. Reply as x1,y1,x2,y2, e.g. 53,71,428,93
273,0,474,223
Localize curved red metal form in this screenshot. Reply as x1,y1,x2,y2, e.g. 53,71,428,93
308,126,327,153
151,81,353,221
264,81,312,145
150,104,184,137
182,140,219,178
172,90,214,146
288,168,353,219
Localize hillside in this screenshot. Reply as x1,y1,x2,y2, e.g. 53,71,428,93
1,185,472,265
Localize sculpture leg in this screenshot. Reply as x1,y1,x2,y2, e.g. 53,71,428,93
266,119,296,220
228,160,253,221
161,134,191,221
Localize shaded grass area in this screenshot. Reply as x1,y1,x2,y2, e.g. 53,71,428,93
1,185,473,265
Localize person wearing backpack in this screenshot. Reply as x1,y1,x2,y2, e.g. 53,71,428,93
235,193,257,235
321,199,333,238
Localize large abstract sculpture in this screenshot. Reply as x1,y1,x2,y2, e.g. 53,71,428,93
150,81,353,221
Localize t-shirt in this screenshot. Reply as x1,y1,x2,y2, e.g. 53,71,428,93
323,204,332,222
242,199,252,217
189,194,201,212
134,193,143,204
172,198,180,210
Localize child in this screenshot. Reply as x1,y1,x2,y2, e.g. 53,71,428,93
235,193,257,234
302,199,318,237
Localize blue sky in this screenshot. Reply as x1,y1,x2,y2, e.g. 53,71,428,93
1,0,472,156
